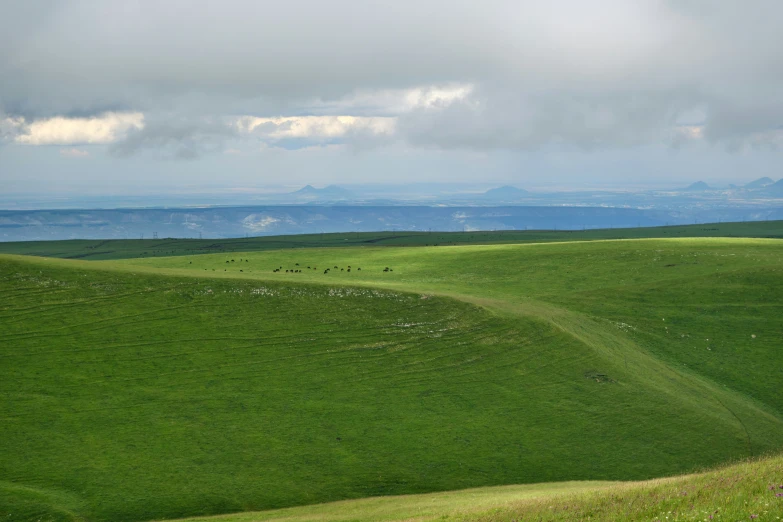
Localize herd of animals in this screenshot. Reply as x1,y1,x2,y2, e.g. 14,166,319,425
189,258,395,274
270,263,394,274
188,259,394,274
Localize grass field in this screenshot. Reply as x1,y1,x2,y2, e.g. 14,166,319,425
163,454,783,522
1,219,783,260
2,226,783,522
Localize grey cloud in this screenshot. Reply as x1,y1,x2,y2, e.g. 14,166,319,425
0,115,18,141
108,119,237,160
396,86,698,150
2,0,783,152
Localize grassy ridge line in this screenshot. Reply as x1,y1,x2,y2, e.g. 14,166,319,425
1,220,783,260
164,454,783,522
457,295,783,459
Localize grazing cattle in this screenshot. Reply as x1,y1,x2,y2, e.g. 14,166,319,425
334,266,338,268
347,269,351,272
357,268,361,271
240,269,243,272
341,268,344,271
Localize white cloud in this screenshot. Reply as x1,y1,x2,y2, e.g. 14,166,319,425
236,115,396,140
242,214,281,232
403,85,474,111
14,112,145,145
59,147,90,157
302,84,474,115
231,86,470,146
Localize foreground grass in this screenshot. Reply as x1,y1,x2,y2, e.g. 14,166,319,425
164,481,618,522
2,234,783,521
2,220,783,260
166,455,783,522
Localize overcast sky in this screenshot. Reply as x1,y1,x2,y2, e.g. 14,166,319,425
1,0,782,194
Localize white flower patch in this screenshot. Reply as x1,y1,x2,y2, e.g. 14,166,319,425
250,287,278,296
614,321,636,332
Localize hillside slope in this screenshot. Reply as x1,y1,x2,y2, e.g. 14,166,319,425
2,237,782,521
119,238,783,416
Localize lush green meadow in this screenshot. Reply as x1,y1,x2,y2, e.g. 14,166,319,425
2,230,783,522
117,237,783,422
2,219,783,260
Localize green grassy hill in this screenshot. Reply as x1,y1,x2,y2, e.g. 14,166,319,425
2,232,782,521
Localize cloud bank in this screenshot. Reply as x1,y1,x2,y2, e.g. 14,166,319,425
1,0,782,156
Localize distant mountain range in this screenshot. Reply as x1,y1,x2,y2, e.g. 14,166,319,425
683,181,712,191
482,186,529,200
290,185,355,200
2,205,783,242
765,178,783,196
678,177,782,193
745,177,775,189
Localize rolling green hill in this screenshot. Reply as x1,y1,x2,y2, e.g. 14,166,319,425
2,232,783,521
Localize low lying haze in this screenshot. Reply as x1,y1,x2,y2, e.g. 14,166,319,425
2,1,783,195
